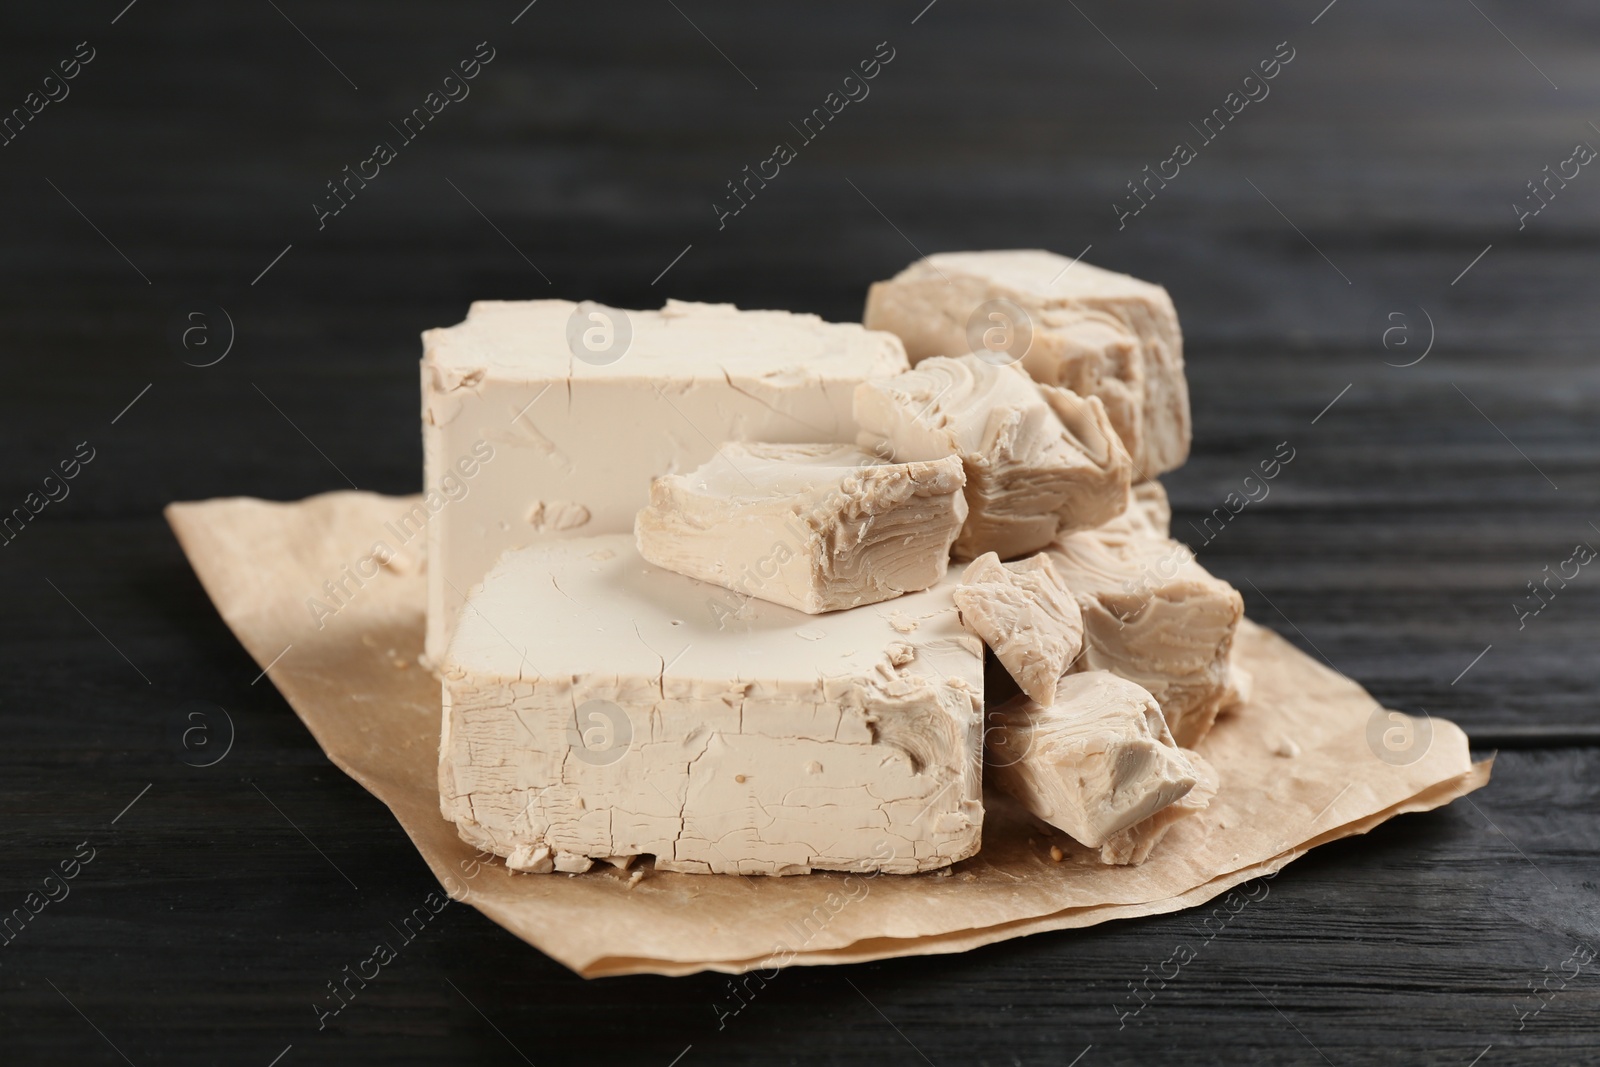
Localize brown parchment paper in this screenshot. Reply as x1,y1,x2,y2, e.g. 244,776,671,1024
166,490,1490,978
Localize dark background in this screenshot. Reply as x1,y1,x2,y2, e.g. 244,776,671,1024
2,1,1598,1064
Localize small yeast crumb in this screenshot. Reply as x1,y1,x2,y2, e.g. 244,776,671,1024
888,612,919,634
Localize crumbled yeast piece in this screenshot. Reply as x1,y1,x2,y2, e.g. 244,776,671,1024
634,443,966,614
953,551,1083,705
439,534,984,876
1131,479,1171,536
554,851,594,874
853,354,1131,560
1038,379,1136,489
421,298,909,661
985,671,1201,856
1047,499,1242,747
506,843,554,874
863,249,1191,475
1097,751,1218,865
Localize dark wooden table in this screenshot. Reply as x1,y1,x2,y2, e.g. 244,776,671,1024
3,1,1597,1063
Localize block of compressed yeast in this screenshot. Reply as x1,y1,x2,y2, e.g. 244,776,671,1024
853,355,1131,560
438,534,984,876
1046,504,1243,747
1218,645,1254,712
1120,480,1259,719
634,443,966,614
422,299,909,663
863,249,1191,475
1098,751,1217,866
985,671,1199,855
953,552,1083,706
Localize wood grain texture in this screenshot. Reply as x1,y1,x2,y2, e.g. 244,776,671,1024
0,0,1597,1062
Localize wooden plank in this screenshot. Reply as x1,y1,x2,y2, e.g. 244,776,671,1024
0,0,1597,1060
